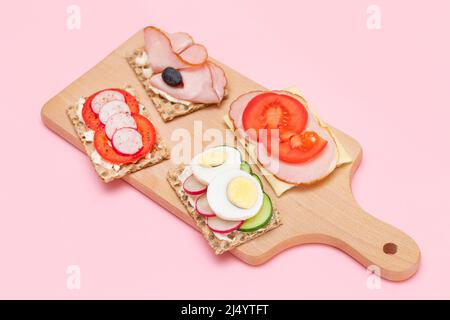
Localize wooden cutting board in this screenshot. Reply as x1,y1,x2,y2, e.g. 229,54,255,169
41,29,420,281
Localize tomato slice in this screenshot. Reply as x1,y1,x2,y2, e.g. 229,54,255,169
267,131,328,164
242,92,308,142
82,89,140,130
94,114,156,165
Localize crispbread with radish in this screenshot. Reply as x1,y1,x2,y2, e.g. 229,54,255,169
66,88,170,183
167,164,282,255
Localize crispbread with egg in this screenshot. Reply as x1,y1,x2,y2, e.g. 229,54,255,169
67,93,170,183
127,48,227,122
167,164,282,255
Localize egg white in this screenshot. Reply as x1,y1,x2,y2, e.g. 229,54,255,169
190,146,241,185
207,169,263,221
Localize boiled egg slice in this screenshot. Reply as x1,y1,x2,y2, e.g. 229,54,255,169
207,169,263,221
227,177,258,209
191,146,241,185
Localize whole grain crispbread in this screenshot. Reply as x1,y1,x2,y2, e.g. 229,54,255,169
167,164,282,255
127,48,227,122
67,95,169,183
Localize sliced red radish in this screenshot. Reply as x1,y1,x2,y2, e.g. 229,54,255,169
99,100,131,124
105,112,137,139
91,90,125,114
183,174,207,196
207,216,243,234
111,127,143,155
195,195,215,217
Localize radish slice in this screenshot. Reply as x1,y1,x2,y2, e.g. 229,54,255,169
195,195,215,217
105,112,137,139
183,174,207,196
112,127,143,155
91,90,125,114
207,216,243,234
99,100,130,124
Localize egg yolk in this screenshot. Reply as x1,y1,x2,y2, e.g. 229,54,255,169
227,177,258,209
199,150,227,168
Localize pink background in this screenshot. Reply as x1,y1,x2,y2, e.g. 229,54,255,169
0,0,449,299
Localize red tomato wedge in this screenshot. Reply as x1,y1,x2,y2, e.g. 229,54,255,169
94,114,156,164
242,92,308,142
267,131,328,164
82,89,140,131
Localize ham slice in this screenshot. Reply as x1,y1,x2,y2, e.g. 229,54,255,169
229,91,263,142
144,27,208,73
229,91,338,184
144,26,226,104
179,44,208,65
149,63,225,104
208,62,227,101
166,32,193,53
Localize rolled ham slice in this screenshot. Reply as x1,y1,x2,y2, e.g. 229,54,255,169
105,112,137,140
149,63,225,104
208,62,227,102
167,32,193,53
179,44,208,65
144,26,208,73
112,127,143,155
144,26,226,104
229,91,338,185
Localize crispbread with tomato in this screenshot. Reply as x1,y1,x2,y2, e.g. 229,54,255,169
226,88,353,196
67,87,169,183
127,27,228,122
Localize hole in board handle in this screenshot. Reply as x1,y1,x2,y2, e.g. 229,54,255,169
383,242,398,255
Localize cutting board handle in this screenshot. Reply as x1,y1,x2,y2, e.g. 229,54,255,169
325,199,421,281
238,161,421,281
257,200,421,282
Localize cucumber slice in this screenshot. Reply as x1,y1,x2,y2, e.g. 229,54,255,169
251,173,263,190
240,161,252,174
239,193,273,232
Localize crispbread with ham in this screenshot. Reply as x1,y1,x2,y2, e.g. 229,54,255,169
127,26,228,122
225,87,353,196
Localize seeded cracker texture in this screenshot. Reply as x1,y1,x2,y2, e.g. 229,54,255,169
167,164,282,255
127,48,228,122
67,95,170,183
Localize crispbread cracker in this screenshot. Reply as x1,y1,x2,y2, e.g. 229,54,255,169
127,48,227,122
67,100,169,183
224,87,353,196
167,164,282,255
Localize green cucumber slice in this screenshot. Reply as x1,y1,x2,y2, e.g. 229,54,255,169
239,193,273,232
240,161,252,174
251,173,263,190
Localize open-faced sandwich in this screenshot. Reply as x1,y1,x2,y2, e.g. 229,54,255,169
128,26,227,122
167,146,281,254
67,87,169,182
225,88,352,196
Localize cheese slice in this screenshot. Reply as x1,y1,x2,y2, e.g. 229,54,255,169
224,87,352,196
